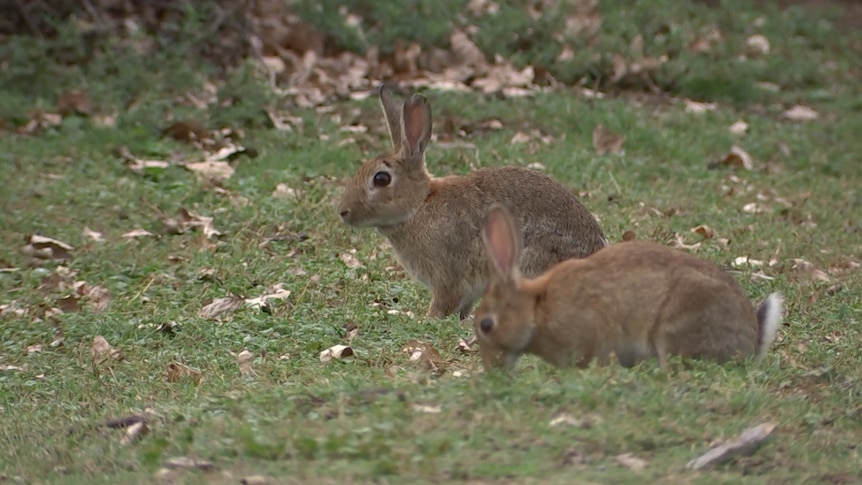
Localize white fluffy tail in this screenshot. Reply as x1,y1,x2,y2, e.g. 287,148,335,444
755,292,784,361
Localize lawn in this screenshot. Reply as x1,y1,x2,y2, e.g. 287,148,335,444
1,1,861,484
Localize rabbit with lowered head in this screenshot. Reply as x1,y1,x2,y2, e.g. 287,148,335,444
474,204,784,371
337,86,607,319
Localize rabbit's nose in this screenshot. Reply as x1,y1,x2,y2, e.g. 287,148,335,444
339,209,349,218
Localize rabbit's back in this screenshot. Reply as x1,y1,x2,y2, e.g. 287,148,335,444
541,241,759,364
381,166,605,304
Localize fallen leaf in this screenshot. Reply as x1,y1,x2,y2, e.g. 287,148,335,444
782,105,818,121
510,131,531,144
57,295,80,313
120,421,149,445
26,344,42,354
592,125,625,155
167,362,202,384
164,456,215,471
792,258,832,283
320,344,354,362
526,162,546,171
684,100,717,113
404,339,446,374
122,228,155,239
742,202,767,214
273,183,300,199
57,89,92,116
456,337,476,353
198,295,245,320
91,336,123,364
691,224,715,239
733,256,764,268
669,234,701,251
615,453,648,471
184,161,235,182
21,234,74,262
687,423,776,470
175,208,223,239
241,476,273,485
1,365,26,371
162,120,209,144
85,285,112,312
244,284,291,311
744,35,770,56
126,158,171,176
340,251,362,269
721,145,754,170
82,227,105,242
411,403,442,414
237,350,255,378
729,120,749,135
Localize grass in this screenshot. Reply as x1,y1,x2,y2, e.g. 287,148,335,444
1,1,862,484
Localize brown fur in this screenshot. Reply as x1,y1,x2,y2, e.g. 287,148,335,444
475,205,784,371
337,86,606,319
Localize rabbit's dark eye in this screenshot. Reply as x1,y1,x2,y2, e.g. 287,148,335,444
479,317,494,334
372,171,391,187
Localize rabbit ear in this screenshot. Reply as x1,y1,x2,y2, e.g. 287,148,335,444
483,204,521,282
378,84,403,152
400,93,432,161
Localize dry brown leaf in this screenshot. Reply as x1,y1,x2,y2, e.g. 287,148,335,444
198,295,245,320
615,453,648,471
320,344,354,362
126,158,170,175
184,161,235,182
241,476,273,485
510,132,531,145
340,251,362,269
244,284,291,310
449,29,486,67
669,234,701,251
91,335,123,364
684,100,717,113
162,120,209,144
733,256,764,268
744,35,770,56
721,145,754,170
120,421,149,446
122,228,155,239
729,120,749,135
164,456,215,471
21,234,74,262
26,344,42,354
238,350,255,377
742,202,767,214
404,339,446,374
456,337,476,353
57,295,80,313
167,362,202,384
687,423,776,470
57,89,92,116
592,125,625,155
85,285,112,312
174,208,223,239
411,403,442,414
1,365,26,371
691,225,715,239
82,227,105,242
782,105,819,121
273,183,300,199
792,258,832,283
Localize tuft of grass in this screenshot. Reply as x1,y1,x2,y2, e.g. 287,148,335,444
1,2,862,484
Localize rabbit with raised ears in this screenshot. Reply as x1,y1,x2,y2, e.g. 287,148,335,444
337,85,607,320
474,204,784,371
